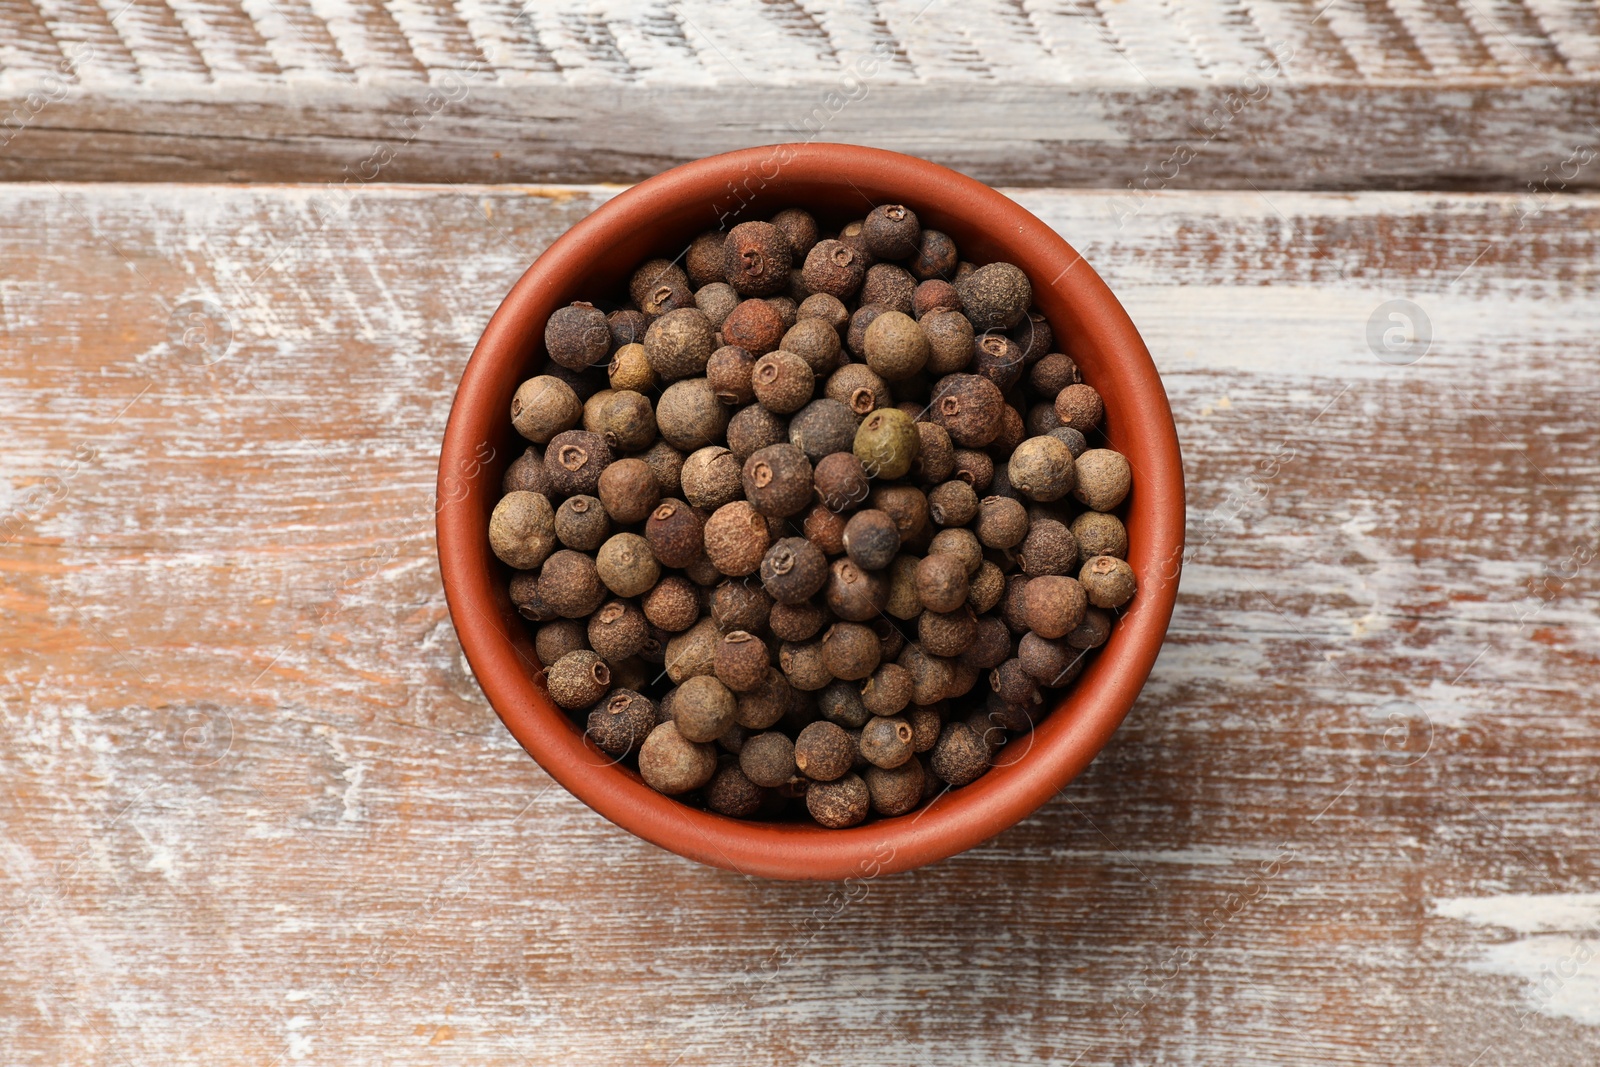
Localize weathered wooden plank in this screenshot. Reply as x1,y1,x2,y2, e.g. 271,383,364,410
0,0,1598,186
1,183,1597,1064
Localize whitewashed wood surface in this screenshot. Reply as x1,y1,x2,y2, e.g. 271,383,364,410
1,182,1597,1064
1,0,1599,186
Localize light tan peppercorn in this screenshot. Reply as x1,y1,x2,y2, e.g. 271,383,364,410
638,722,717,795
663,617,719,684
1073,448,1133,511
488,491,556,570
546,650,611,710
642,576,701,633
680,446,743,510
594,533,659,598
511,375,582,443
655,378,728,451
1079,555,1137,608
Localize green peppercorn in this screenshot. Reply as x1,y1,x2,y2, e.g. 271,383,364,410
852,408,920,482
759,536,829,604
1080,555,1137,608
586,688,656,756
656,378,728,451
488,491,556,570
724,221,792,296
750,351,814,415
703,500,770,577
638,721,718,795
1073,448,1132,511
545,301,611,370
743,443,814,517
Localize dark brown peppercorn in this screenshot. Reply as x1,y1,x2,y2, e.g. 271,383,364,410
1019,519,1080,577
951,449,995,493
780,317,843,374
1018,632,1083,686
760,537,829,604
916,553,969,614
1021,575,1088,639
800,504,845,558
818,679,871,729
971,332,1026,392
930,374,1005,447
586,688,657,757
543,430,611,497
860,662,914,716
870,484,930,540
1000,574,1032,634
919,606,977,658
862,203,921,260
640,441,684,497
725,403,788,461
643,307,715,382
1009,310,1053,365
969,560,1006,614
724,221,793,296
907,705,943,753
679,446,743,510
860,262,917,313
797,292,849,334
825,558,887,621
710,580,772,633
802,239,866,300
628,258,691,309
1080,555,1137,608
794,721,854,782
644,499,704,568
927,480,978,527
822,622,881,681
509,572,556,621
955,262,1032,330
960,615,1013,671
1025,402,1063,438
769,600,829,642
929,527,982,576
714,630,771,693
703,500,770,577
1054,382,1104,433
537,549,606,618
899,644,953,705
845,303,889,360
841,509,900,571
750,350,814,414
806,772,869,827
779,640,833,691
929,721,990,786
656,379,728,451
770,207,819,258
920,309,975,376
788,399,859,461
642,575,700,632
765,295,798,330
596,457,660,524
705,763,764,817
535,619,587,667
686,231,727,287
607,308,650,350
987,406,1027,461
1030,352,1082,395
735,670,793,730
1067,606,1112,649
1008,435,1076,503
502,446,551,496
990,658,1040,706
813,452,870,512
860,715,915,769
910,423,956,485
721,298,785,356
743,443,813,517
638,722,717,795
865,757,924,816
913,278,962,319
545,301,611,371
739,730,797,787
1071,511,1128,559
546,650,612,709
1073,448,1132,511
588,599,650,663
910,229,958,280
706,345,757,405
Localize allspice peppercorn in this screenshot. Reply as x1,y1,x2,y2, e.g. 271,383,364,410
860,715,915,769
954,262,1031,330
656,378,728,451
706,345,757,405
802,239,866,299
1079,555,1137,609
920,309,975,376
595,390,657,453
813,451,870,512
797,292,849,334
586,688,656,757
751,350,815,414
725,403,788,461
1007,435,1076,503
643,499,703,568
544,430,612,496
788,398,859,461
628,258,690,309
951,449,995,492
510,573,555,621
703,500,770,577
588,599,650,663
910,229,958,280
642,307,715,382
680,446,744,510
1054,382,1104,433
1018,519,1080,577
607,308,650,350
771,207,819,258
1067,607,1112,649
739,729,797,788
794,720,854,782
919,606,977,658
779,639,833,691
911,423,956,485
1073,448,1133,511
488,491,556,570
642,575,700,633
769,600,829,643
842,509,901,571
845,303,888,360
860,263,917,314
721,299,785,356
802,502,848,555
968,561,1006,615
597,457,660,524
806,773,870,828
534,619,586,668
862,311,929,382
818,680,870,731
706,763,764,817
1071,511,1128,559
822,622,881,681
990,658,1040,706
736,670,793,730
852,407,920,480
780,317,843,375
930,374,1005,447
544,301,610,370
511,375,581,443
864,758,925,816
743,443,814,517
759,537,829,604
927,480,979,527
536,549,606,618
960,614,1013,670
916,553,970,613
1030,352,1081,395
502,446,550,496
672,675,738,742
862,203,921,259
694,281,740,329
595,532,659,598
638,722,717,795
825,558,887,621
686,231,727,287
912,279,962,319
546,650,612,710
710,580,772,634
714,630,771,693
1018,632,1083,686
971,333,1026,392
724,221,793,296
929,721,990,786
1021,575,1088,639
641,441,684,497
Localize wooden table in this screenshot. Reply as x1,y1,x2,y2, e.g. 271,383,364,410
3,5,1599,1065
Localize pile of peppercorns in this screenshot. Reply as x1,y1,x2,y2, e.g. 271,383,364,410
489,203,1135,829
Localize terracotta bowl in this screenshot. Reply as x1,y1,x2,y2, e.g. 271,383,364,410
438,144,1184,881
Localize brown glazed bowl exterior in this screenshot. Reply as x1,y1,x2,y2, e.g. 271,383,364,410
438,144,1184,881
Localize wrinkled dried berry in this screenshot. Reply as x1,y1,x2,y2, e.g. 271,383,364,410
589,599,650,663
638,722,717,794
788,398,859,462
1079,555,1137,609
511,375,582,443
1073,448,1132,511
825,558,887,622
751,350,814,414
706,345,757,405
597,457,660,523
725,403,788,461
722,298,785,356
955,262,1031,330
1054,383,1104,433
545,302,611,370
703,500,771,577
863,311,929,382
724,221,793,296
656,378,728,451
931,374,1005,447
489,491,557,570
547,650,612,709
537,549,606,618
595,533,659,598
760,537,829,604
587,688,656,756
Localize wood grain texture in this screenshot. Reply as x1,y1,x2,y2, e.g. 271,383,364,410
1,0,1599,187
2,182,1597,1064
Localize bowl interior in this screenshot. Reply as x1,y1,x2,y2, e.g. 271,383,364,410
438,143,1184,880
